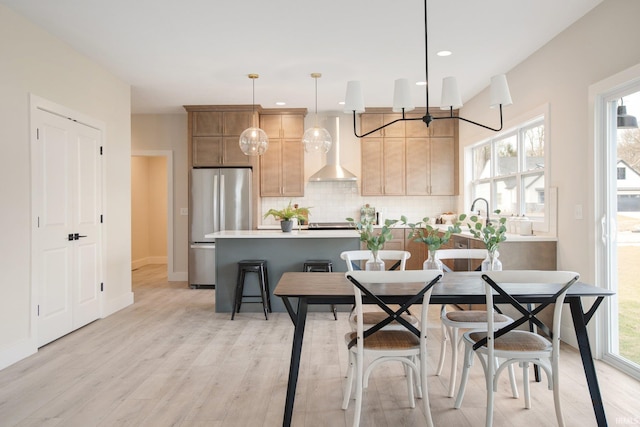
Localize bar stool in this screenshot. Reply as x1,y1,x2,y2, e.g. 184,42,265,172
232,260,271,320
303,259,337,320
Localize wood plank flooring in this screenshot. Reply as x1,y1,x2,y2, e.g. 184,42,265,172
0,264,638,426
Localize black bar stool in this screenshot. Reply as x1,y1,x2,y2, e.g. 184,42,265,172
232,260,271,320
303,259,337,320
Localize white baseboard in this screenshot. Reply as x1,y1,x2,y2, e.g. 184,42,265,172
131,256,167,270
168,271,187,282
0,337,37,371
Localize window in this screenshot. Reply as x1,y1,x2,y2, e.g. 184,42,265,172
469,116,546,223
617,167,626,180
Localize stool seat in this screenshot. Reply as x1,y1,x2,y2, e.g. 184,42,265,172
232,260,270,320
303,259,337,320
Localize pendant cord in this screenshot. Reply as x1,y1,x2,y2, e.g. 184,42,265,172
424,0,429,111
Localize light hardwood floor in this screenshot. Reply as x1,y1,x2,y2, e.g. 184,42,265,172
0,264,638,426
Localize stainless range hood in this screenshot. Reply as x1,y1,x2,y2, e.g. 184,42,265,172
309,116,357,182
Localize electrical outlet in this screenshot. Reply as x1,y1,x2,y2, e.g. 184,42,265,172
574,204,583,220
180,208,188,216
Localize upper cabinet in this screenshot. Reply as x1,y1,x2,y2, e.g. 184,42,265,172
185,105,258,167
259,109,307,197
360,108,458,196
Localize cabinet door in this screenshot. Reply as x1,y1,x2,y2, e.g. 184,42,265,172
383,137,405,195
222,136,253,166
282,115,304,138
281,139,304,196
193,111,223,136
260,115,282,139
260,139,283,196
361,138,384,195
360,114,384,137
406,137,430,195
405,113,430,138
429,137,455,195
382,113,404,137
404,229,426,270
224,111,254,135
429,115,456,137
192,136,222,166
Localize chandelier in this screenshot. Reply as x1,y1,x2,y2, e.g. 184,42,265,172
344,0,513,138
239,74,269,156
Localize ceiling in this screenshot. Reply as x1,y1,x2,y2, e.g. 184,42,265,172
1,0,603,114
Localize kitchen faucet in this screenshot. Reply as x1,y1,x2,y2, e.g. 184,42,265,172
470,197,490,224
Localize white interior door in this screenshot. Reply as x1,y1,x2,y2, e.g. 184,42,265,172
34,107,102,347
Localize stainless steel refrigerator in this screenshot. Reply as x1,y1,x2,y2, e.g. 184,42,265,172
189,168,252,288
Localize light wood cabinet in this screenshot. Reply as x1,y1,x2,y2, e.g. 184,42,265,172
186,106,257,167
259,109,307,197
360,108,458,196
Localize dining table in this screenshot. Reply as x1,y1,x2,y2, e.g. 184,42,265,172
274,271,614,427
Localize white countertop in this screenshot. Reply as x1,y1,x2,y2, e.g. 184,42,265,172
206,229,360,239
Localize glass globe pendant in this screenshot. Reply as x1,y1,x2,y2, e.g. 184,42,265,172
239,73,269,156
302,73,332,153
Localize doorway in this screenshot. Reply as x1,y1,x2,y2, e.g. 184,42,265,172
593,66,640,380
131,151,174,279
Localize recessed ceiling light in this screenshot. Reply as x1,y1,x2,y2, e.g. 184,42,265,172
338,101,345,105
416,81,427,86
275,101,286,106
437,50,452,57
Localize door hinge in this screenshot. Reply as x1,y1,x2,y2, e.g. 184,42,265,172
36,128,40,139
101,282,104,292
100,214,103,224
100,146,103,155
37,304,40,316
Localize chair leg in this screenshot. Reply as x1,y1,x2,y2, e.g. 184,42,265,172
353,349,364,427
454,343,474,409
523,362,531,408
406,361,416,409
447,326,459,397
413,356,423,399
342,351,355,410
436,322,448,376
552,362,566,427
420,347,434,427
508,362,519,398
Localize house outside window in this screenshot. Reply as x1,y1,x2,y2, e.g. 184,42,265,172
469,116,546,223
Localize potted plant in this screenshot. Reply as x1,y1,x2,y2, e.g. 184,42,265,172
462,210,507,271
401,215,462,271
346,216,400,270
264,201,311,232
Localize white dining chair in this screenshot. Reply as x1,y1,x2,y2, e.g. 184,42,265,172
342,270,442,427
454,270,580,427
434,248,516,398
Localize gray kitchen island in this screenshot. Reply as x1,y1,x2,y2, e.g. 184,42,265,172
206,229,360,313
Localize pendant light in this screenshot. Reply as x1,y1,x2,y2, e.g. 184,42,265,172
617,98,638,129
302,73,332,153
344,0,512,138
239,74,269,156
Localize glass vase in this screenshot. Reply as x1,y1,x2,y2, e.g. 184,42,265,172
481,249,502,271
423,249,444,272
365,250,385,271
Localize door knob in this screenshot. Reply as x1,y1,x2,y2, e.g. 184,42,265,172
74,233,87,240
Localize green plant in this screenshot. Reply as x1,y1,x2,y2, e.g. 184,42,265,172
401,215,462,252
346,216,399,252
463,210,507,253
264,201,311,222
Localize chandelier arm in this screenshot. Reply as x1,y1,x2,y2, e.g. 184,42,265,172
432,104,505,132
351,110,419,138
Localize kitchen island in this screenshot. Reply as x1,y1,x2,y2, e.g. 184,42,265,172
206,229,360,313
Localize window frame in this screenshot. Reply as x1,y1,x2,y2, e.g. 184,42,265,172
465,106,551,233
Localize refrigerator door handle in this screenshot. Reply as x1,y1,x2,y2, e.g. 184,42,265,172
220,174,225,231
213,173,220,233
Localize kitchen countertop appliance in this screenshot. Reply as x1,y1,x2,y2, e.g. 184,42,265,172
307,221,355,230
189,168,252,288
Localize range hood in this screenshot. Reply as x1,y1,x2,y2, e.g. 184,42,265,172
309,116,357,182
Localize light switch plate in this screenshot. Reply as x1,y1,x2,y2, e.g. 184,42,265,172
574,204,583,220
180,208,188,216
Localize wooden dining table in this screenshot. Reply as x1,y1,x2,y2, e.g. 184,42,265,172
274,271,614,427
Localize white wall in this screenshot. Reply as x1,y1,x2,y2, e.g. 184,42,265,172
131,114,189,278
457,0,640,285
0,5,132,369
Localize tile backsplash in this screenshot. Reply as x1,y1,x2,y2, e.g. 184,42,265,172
260,181,457,226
